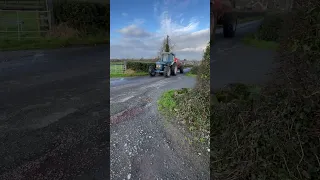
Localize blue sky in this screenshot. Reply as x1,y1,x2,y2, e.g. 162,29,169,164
110,0,210,60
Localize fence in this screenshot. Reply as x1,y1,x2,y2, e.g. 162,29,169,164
0,9,51,40
110,61,127,74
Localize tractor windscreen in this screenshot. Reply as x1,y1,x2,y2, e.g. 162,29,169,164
161,54,169,62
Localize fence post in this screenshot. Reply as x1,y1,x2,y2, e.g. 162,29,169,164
123,61,127,73
46,0,54,28
16,11,20,40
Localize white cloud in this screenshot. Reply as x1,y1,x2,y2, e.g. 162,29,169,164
122,12,128,17
111,0,209,60
118,24,151,38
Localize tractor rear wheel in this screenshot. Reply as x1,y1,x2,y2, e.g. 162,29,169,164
179,65,184,74
223,13,237,38
164,66,171,78
171,63,177,76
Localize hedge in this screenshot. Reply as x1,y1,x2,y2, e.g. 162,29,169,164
256,12,285,42
53,0,109,34
126,61,154,72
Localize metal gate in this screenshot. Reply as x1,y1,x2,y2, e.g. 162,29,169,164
0,0,51,40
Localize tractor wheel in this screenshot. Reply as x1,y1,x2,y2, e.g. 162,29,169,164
223,13,237,38
149,66,156,77
179,65,184,74
171,63,178,76
159,72,163,76
164,66,171,78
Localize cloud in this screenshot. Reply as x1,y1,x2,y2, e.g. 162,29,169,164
111,0,209,60
118,24,151,38
121,12,128,16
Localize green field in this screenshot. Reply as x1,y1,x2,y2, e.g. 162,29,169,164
110,63,125,74
0,10,42,39
110,61,149,78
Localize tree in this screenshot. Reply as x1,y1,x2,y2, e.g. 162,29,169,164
158,35,176,56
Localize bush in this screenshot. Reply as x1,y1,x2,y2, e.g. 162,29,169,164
256,12,285,42
126,61,154,72
53,0,109,34
190,65,199,74
174,42,210,139
211,1,320,179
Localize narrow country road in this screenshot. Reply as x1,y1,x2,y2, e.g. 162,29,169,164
110,70,211,180
211,20,277,90
0,45,110,180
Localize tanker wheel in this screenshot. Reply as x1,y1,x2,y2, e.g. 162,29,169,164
223,13,237,38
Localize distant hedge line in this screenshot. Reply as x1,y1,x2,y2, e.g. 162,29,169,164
53,0,109,33
127,61,154,72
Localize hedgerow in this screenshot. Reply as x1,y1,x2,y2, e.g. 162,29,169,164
211,1,320,179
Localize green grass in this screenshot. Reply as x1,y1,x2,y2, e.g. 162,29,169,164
0,11,41,39
185,71,197,77
110,63,149,78
0,11,109,51
157,90,178,113
242,35,279,50
0,36,109,51
110,72,148,78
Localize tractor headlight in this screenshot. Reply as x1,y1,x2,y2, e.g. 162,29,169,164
156,64,161,69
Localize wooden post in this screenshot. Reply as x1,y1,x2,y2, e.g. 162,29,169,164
123,61,127,73
46,0,54,28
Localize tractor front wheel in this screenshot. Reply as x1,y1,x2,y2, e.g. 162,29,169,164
149,66,156,77
164,66,171,78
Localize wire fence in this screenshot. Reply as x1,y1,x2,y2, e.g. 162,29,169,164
110,62,126,74
0,9,51,40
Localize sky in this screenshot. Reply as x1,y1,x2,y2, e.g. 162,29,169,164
110,0,210,60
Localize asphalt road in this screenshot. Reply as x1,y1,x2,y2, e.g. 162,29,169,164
0,46,110,180
211,20,277,91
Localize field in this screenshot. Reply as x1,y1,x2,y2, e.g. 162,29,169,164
110,62,125,74
0,10,45,39
110,61,150,78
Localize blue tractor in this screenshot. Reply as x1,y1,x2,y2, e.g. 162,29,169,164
149,52,184,78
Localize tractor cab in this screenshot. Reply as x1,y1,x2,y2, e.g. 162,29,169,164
159,52,175,63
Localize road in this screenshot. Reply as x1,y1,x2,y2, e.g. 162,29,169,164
0,46,110,180
110,70,211,180
0,20,276,180
211,20,277,90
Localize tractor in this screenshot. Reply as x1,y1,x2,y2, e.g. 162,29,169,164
149,52,184,78
211,0,238,41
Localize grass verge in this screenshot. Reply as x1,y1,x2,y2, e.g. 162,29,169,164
185,71,197,77
0,36,109,51
110,72,148,78
242,35,279,50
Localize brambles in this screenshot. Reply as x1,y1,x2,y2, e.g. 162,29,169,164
211,0,320,179
53,0,109,34
256,12,285,42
